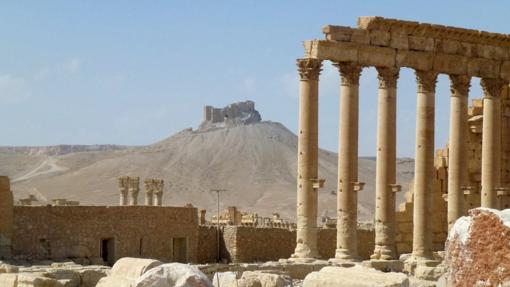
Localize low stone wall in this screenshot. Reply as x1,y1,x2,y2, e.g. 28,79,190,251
221,226,375,263
12,206,199,264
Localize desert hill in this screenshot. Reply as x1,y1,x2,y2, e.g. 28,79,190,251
0,102,414,221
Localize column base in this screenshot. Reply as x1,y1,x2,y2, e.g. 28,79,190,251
370,244,396,260
403,254,441,275
286,257,318,264
331,248,360,262
362,259,403,273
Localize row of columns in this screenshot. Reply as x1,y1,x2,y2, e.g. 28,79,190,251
292,58,507,261
118,176,164,206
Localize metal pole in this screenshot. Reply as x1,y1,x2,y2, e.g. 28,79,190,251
210,189,226,263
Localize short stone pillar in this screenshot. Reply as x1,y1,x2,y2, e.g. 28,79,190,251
200,209,207,225
153,179,164,206
118,176,129,206
144,179,154,206
0,176,13,258
128,177,140,206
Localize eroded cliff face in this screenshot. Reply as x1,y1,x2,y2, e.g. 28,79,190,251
198,100,261,131
446,208,510,286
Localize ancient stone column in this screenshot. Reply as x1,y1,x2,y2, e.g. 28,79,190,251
481,78,505,208
153,179,164,206
412,70,438,259
118,176,129,206
371,67,399,260
447,75,470,229
0,176,13,258
334,62,363,261
128,177,140,206
291,58,322,261
144,179,154,206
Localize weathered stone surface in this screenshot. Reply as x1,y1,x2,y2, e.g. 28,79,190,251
235,271,292,287
134,263,212,287
96,257,162,287
0,273,18,287
302,265,409,287
0,263,19,273
17,273,64,287
446,208,510,286
396,50,433,71
358,45,395,67
212,271,238,287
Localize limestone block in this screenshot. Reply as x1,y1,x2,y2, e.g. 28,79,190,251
306,40,358,63
358,45,395,67
446,208,510,286
95,276,133,287
350,30,370,45
0,263,19,273
396,50,433,71
414,265,447,281
235,271,292,287
110,257,163,281
500,61,510,81
78,268,109,287
389,33,408,49
42,269,80,287
467,58,501,78
432,53,468,75
133,263,212,287
477,44,507,60
408,36,434,52
398,223,413,233
0,273,17,287
302,265,409,287
457,42,476,58
212,271,238,287
370,30,391,46
322,25,352,42
281,264,316,280
17,273,64,287
434,39,459,54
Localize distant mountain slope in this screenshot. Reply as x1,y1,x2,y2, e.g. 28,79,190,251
0,121,414,221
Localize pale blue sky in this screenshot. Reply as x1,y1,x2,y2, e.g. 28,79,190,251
0,1,505,156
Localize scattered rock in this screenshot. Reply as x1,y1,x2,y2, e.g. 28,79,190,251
0,263,19,273
303,265,409,287
235,271,292,287
212,271,238,287
134,263,212,287
96,257,162,287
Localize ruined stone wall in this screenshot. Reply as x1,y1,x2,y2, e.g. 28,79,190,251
0,176,13,258
12,206,199,263
197,226,219,263
220,226,374,263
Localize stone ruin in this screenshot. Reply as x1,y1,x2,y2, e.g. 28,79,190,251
118,176,164,206
205,206,295,229
198,100,261,131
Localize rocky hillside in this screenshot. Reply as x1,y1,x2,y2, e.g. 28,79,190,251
0,102,414,221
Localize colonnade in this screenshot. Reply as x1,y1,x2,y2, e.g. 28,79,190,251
118,176,164,206
292,58,506,261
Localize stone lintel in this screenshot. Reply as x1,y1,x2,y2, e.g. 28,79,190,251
305,40,508,80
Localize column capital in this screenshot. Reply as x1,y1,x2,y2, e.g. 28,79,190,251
481,78,506,99
297,58,322,81
376,67,399,89
449,75,471,97
415,70,438,93
334,62,362,86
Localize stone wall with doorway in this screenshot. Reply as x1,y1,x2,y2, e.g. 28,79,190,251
12,206,198,265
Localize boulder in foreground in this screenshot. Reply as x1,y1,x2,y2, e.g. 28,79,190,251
303,265,409,287
134,263,212,287
446,208,510,286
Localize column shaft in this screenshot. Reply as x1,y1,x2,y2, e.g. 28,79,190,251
447,75,470,229
335,62,362,260
412,70,437,259
481,78,505,208
145,192,154,206
372,67,399,260
292,58,322,260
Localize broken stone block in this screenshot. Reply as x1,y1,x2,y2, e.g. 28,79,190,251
133,263,212,287
302,265,409,287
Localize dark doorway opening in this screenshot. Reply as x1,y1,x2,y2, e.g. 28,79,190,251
101,238,115,266
172,237,187,263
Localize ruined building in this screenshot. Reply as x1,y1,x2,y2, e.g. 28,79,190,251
198,100,261,131
292,16,510,266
